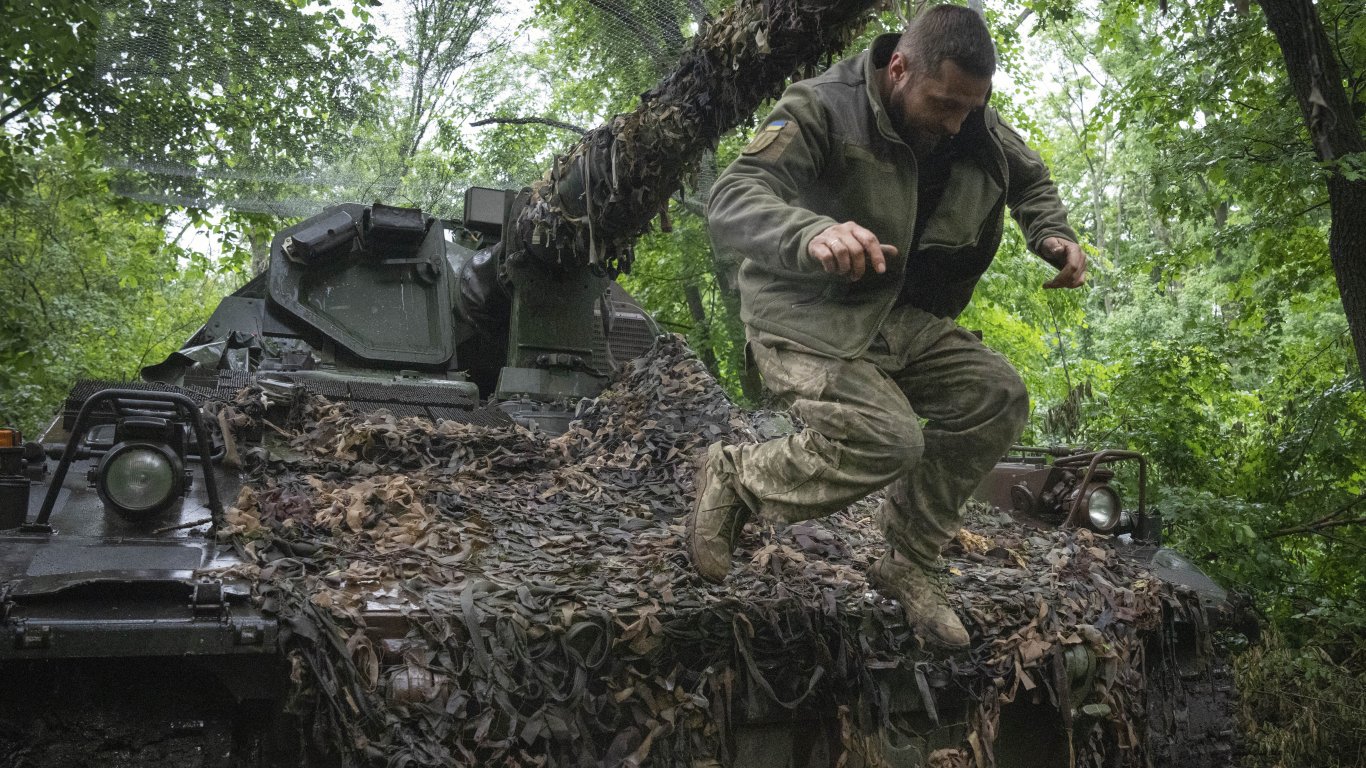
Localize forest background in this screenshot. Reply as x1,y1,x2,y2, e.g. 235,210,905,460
1,0,1362,764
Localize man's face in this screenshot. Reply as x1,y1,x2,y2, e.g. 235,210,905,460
885,55,992,140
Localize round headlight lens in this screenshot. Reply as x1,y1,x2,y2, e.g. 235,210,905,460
102,445,176,514
1085,486,1121,531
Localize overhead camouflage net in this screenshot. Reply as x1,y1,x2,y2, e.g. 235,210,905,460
210,336,1209,767
517,0,881,275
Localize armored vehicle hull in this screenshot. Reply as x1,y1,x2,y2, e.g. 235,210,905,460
0,203,1240,767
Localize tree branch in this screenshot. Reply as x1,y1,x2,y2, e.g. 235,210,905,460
0,74,77,126
1266,493,1366,539
516,0,880,275
1266,516,1366,539
469,116,588,135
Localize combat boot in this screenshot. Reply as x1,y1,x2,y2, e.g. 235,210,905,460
867,552,971,649
685,447,749,583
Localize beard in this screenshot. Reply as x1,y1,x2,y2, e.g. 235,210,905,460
885,77,940,154
886,79,914,141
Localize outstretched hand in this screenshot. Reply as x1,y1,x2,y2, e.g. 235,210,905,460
1042,237,1086,289
808,222,897,281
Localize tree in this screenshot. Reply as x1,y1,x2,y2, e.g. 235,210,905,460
1258,0,1366,378
0,142,234,433
0,0,393,429
88,0,391,218
0,0,100,196
504,0,889,400
397,1,500,166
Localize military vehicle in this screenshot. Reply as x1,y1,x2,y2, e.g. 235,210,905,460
0,192,658,764
0,1,1242,764
0,195,1241,767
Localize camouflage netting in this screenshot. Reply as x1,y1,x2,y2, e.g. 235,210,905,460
518,0,881,276
209,336,1203,767
94,0,881,223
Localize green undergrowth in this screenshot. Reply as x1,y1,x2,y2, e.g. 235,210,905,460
1234,628,1366,768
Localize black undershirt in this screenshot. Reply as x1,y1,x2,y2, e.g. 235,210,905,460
911,141,953,253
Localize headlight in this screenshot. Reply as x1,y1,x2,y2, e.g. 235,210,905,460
96,443,183,517
1083,485,1121,531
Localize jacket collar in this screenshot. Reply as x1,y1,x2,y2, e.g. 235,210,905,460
862,33,904,147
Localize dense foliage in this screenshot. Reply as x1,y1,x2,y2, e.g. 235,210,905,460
0,143,235,432
0,0,392,428
1005,0,1366,646
0,1,1362,764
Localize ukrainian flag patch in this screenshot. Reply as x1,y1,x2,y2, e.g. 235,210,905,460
742,119,796,157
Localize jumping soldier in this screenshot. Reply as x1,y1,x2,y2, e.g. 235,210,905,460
690,4,1086,649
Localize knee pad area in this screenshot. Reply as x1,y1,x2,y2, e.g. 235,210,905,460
853,417,924,479
995,373,1029,423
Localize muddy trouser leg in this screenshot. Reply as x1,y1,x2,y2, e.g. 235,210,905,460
711,309,1027,566
710,330,925,527
870,307,1029,566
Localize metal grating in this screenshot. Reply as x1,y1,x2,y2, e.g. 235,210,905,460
64,379,211,429
594,306,659,369
213,372,254,397
347,381,478,408
296,379,351,400
348,402,430,419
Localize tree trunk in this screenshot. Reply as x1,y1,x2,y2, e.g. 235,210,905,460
513,0,879,276
1259,0,1366,378
249,230,272,276
683,282,719,374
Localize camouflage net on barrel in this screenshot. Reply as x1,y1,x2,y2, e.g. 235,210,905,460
210,336,1204,767
517,0,880,276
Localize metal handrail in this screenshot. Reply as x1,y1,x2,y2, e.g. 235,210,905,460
32,389,224,529
1053,449,1147,528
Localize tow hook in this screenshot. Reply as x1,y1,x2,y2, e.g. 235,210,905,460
190,580,226,619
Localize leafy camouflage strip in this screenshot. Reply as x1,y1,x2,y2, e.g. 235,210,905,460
211,336,1204,767
516,0,881,276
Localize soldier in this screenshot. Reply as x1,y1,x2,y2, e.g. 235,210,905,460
690,4,1086,649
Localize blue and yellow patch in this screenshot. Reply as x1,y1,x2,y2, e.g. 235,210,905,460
742,119,797,157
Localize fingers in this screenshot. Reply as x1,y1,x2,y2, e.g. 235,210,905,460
876,243,897,275
1042,238,1087,290
1043,254,1077,288
849,228,876,280
1062,261,1085,287
809,227,856,276
1043,267,1076,288
808,222,894,280
808,237,847,276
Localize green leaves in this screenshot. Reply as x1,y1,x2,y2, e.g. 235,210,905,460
0,139,241,433
1336,151,1366,183
950,0,1366,678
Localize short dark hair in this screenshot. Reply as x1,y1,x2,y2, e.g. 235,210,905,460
896,4,997,79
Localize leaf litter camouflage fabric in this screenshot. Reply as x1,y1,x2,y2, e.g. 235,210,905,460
210,335,1207,767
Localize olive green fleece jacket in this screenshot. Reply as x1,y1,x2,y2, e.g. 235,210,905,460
707,34,1078,359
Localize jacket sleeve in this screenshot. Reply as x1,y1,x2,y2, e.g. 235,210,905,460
997,115,1080,264
706,83,840,276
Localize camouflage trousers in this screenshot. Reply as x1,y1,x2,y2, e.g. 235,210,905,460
712,305,1028,566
